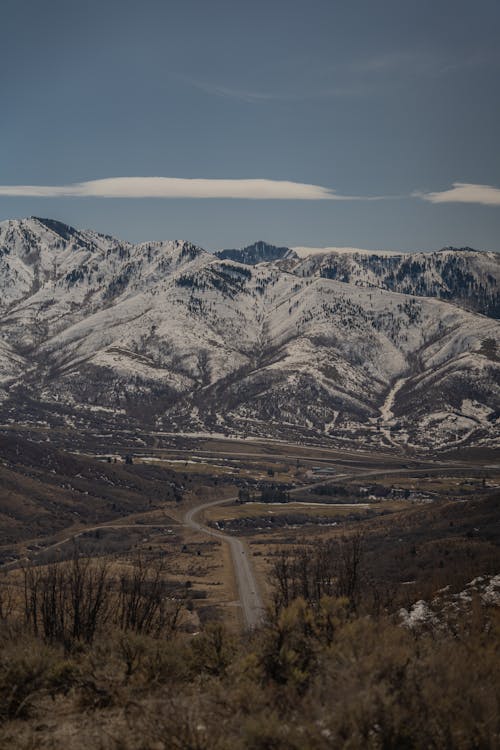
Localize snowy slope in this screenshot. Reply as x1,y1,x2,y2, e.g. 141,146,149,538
0,218,498,451
284,246,500,319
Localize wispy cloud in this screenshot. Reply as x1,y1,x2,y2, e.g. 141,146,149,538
176,74,363,102
176,49,500,105
349,51,432,74
417,182,500,207
0,176,385,201
183,79,279,103
348,50,497,76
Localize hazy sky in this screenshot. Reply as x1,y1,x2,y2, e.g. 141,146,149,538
1,0,499,250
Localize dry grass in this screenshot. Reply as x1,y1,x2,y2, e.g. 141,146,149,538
204,501,384,522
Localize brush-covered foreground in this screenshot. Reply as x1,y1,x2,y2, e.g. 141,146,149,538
0,552,499,749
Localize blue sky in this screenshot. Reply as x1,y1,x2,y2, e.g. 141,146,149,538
1,0,499,250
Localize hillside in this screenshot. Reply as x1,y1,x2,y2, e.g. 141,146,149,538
0,218,498,451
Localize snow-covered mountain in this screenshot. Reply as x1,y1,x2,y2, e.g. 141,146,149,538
219,242,500,317
284,246,500,319
216,241,291,265
0,217,498,452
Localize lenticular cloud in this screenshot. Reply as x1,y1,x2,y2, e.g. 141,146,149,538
0,176,342,200
418,182,500,206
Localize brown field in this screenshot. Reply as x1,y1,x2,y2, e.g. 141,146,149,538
0,432,499,748
1,430,499,624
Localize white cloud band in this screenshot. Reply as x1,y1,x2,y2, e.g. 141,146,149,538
418,182,500,206
0,176,365,201
3,177,497,205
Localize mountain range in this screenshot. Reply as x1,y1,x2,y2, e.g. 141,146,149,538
0,217,498,452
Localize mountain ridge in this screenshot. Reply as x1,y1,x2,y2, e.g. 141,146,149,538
0,217,498,452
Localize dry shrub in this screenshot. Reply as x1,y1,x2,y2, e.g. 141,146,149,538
189,623,236,678
122,692,228,750
0,586,498,749
0,634,78,723
304,610,500,749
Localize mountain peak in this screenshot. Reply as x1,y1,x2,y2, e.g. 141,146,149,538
216,241,292,265
30,217,80,241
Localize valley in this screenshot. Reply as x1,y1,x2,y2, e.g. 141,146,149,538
1,428,498,630
0,220,499,747
2,0,499,744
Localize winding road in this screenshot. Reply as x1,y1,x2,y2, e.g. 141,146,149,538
181,460,482,628
2,459,486,629
183,497,265,629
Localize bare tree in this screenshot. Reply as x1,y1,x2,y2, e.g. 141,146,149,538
116,556,183,636
0,576,14,622
271,534,365,613
22,554,112,648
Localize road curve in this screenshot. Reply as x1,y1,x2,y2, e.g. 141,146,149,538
183,497,265,630
182,463,481,628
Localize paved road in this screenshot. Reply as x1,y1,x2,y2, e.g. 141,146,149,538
183,497,265,629
179,464,451,629
179,463,468,629
2,498,266,630
3,461,489,627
